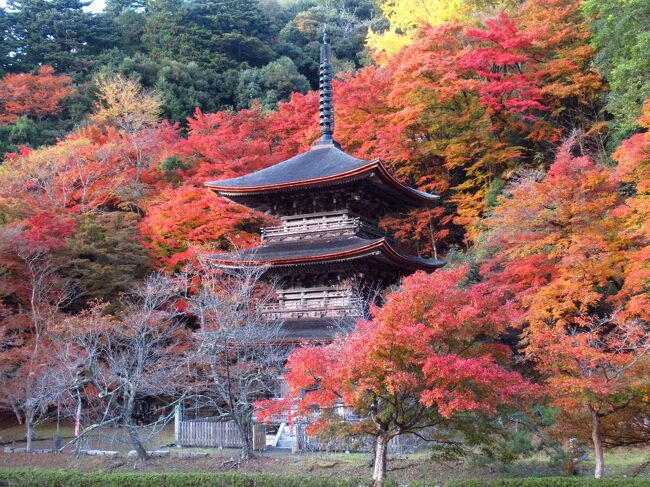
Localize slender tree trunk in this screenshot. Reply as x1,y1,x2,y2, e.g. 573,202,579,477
126,422,148,462
367,439,376,468
12,404,23,425
591,409,604,479
237,417,254,460
372,434,389,486
74,393,82,437
54,399,61,452
240,435,254,461
25,409,34,452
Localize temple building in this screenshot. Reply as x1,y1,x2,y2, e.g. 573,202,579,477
205,30,444,342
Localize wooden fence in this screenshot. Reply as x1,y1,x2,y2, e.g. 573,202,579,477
176,418,266,450
294,423,412,454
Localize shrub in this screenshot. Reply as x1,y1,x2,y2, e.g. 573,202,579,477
0,469,378,487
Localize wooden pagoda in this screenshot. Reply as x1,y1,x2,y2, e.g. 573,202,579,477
205,30,444,342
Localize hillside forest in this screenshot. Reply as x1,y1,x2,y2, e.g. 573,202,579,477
0,0,649,483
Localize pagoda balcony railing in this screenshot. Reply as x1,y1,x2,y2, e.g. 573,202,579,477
261,212,384,242
261,289,363,319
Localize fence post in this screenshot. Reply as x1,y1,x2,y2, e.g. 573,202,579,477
174,403,182,447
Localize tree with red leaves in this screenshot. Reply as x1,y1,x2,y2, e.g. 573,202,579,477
612,100,650,327
0,216,76,451
0,66,73,125
259,266,533,485
335,1,606,252
481,134,650,478
141,185,265,269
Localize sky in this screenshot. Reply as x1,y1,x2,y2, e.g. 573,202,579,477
0,0,106,13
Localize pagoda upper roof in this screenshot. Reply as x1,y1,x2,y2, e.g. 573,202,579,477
207,236,445,272
205,140,439,209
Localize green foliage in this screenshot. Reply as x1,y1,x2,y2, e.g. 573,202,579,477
0,116,38,155
159,155,188,172
583,0,650,145
0,469,379,487
8,116,38,145
484,178,507,210
61,211,151,312
3,0,117,77
275,2,380,86
0,0,378,127
0,116,80,156
237,56,310,109
504,430,538,458
1,471,647,487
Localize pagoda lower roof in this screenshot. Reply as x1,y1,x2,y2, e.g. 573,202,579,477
206,236,445,272
278,318,347,343
205,141,438,208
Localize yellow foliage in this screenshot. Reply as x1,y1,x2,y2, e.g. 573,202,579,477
92,74,163,133
367,0,518,62
367,0,468,61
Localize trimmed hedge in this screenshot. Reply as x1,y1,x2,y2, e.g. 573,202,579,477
0,469,379,487
0,470,647,487
446,479,650,487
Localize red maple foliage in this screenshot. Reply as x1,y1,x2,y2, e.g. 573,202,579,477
0,66,74,125
259,266,533,484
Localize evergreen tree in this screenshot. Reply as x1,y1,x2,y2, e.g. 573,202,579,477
61,211,152,311
3,0,117,77
236,56,309,109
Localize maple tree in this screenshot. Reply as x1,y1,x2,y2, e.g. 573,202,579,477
259,266,533,485
480,135,650,478
0,218,76,451
0,0,646,476
141,185,264,269
0,135,121,215
92,75,165,185
365,0,522,62
612,100,650,326
333,1,605,254
0,66,73,125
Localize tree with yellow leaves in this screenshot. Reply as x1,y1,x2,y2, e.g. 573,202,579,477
366,0,518,61
92,74,163,134
92,75,163,185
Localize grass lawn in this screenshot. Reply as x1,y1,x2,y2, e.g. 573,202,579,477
0,419,648,485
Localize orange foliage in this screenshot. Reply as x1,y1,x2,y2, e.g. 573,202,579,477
0,66,73,125
481,133,650,456
140,185,265,269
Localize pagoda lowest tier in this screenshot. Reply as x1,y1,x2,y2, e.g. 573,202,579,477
205,30,444,342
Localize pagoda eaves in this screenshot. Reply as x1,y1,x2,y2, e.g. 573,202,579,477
205,141,438,215
208,236,444,271
205,27,444,342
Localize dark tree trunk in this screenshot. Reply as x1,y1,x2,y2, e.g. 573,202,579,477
236,417,254,460
127,423,148,462
25,410,34,453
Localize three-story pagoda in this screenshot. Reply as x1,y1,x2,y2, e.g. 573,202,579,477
206,30,444,342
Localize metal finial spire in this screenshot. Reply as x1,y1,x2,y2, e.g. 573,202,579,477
317,24,335,145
